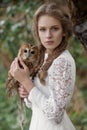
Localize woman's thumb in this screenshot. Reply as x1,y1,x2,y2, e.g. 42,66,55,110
19,58,27,69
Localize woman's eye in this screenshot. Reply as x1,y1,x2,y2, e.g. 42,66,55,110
52,27,59,31
39,28,46,31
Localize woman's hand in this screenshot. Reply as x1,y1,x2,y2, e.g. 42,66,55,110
10,57,30,83
18,85,29,98
10,57,34,93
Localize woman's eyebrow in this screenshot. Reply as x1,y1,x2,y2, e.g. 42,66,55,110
38,25,60,28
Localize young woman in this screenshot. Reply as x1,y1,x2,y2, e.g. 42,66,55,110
10,2,76,130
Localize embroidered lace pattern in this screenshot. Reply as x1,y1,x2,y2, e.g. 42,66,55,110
41,57,74,123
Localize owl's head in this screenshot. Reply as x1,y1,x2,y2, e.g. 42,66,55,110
18,44,31,60
18,43,39,63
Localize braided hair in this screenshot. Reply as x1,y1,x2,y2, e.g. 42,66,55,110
32,2,73,85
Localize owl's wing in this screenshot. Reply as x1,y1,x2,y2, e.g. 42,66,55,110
6,72,19,97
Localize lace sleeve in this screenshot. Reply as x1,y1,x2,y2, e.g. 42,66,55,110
28,57,75,123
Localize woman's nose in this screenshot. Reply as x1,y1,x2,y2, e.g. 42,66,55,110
46,30,52,38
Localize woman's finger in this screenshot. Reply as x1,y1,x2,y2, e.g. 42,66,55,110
10,57,18,71
14,57,20,70
18,87,27,94
19,58,28,70
19,91,28,98
18,85,29,98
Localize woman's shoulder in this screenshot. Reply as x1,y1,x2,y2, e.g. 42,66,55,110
54,49,75,65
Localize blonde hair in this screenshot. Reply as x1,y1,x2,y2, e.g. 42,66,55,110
32,2,73,85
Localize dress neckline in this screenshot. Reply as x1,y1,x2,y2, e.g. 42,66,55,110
44,53,48,60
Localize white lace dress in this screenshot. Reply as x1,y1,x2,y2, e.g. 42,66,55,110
24,50,76,130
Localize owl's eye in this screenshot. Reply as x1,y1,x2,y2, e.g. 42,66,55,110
30,51,35,54
24,49,27,53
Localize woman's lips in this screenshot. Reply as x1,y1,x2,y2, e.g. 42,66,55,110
45,41,54,45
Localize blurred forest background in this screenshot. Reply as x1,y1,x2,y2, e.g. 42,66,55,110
0,0,87,130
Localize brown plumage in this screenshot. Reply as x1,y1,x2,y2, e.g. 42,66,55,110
6,43,39,96
6,43,39,130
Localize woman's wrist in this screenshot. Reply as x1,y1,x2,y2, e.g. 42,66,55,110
21,78,34,93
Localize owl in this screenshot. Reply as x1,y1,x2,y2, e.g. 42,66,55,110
6,43,39,130
6,43,39,97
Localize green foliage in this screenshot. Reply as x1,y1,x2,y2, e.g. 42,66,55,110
0,0,42,58
0,1,41,130
0,0,11,2
0,81,32,130
69,36,87,69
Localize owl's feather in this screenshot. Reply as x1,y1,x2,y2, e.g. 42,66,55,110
6,43,39,130
6,43,39,96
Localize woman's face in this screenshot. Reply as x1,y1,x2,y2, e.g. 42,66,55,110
38,15,65,54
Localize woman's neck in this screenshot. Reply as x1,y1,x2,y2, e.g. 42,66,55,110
45,49,53,55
